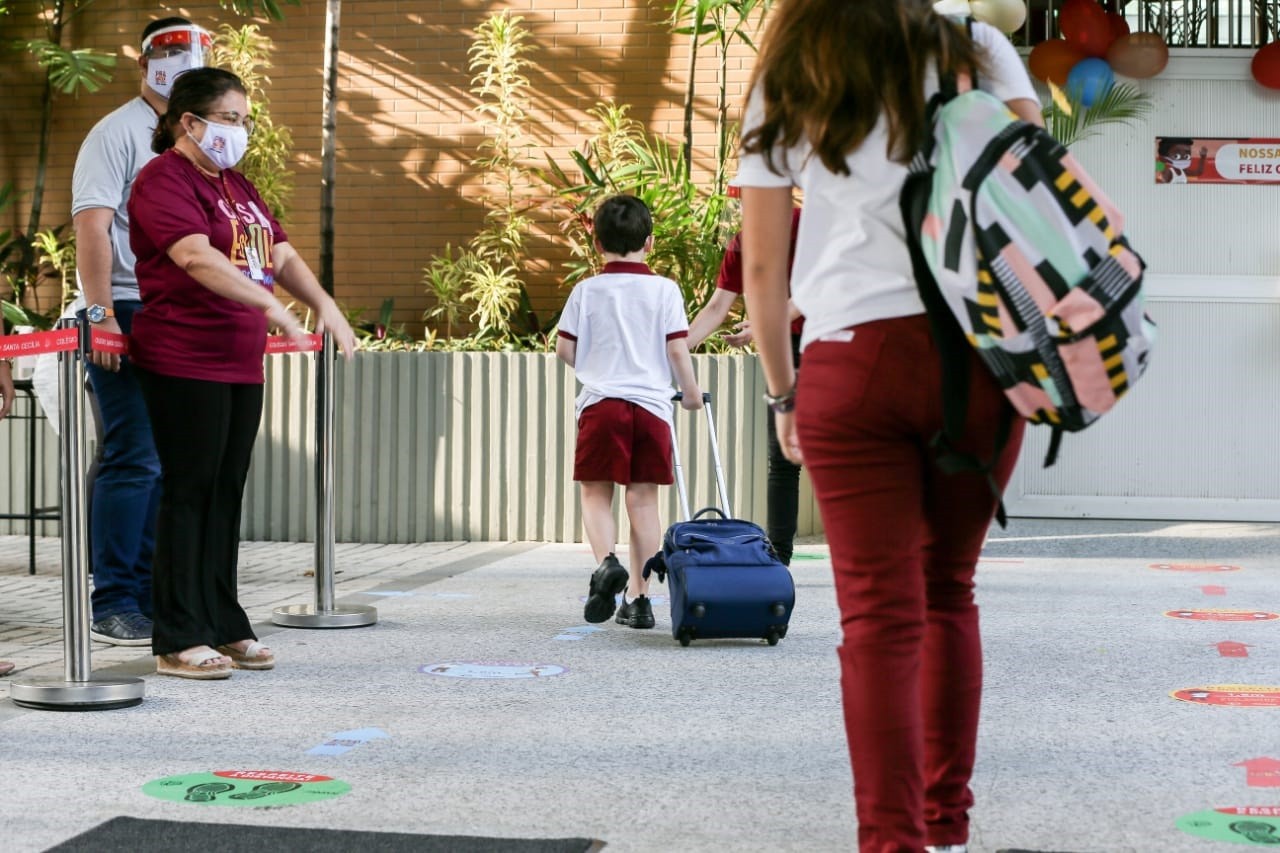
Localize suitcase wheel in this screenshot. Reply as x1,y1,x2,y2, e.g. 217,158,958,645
765,630,780,646
678,628,694,647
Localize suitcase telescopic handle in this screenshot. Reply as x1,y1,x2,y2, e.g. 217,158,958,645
669,393,732,521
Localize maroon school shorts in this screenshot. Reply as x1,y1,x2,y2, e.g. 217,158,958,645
574,398,674,485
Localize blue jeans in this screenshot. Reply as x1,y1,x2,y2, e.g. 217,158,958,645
82,300,161,620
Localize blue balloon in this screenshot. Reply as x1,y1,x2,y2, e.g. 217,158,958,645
1066,57,1115,107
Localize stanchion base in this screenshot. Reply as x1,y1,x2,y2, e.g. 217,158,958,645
9,677,145,711
271,604,378,628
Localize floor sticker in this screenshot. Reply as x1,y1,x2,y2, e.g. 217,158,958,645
1165,609,1278,622
419,662,567,679
1201,585,1229,595
1236,758,1280,788
1151,563,1241,572
553,625,603,641
1177,807,1280,845
1171,685,1280,707
307,727,390,756
142,771,350,806
1215,642,1255,658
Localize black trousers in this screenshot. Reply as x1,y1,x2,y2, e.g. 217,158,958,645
135,368,263,656
763,333,803,565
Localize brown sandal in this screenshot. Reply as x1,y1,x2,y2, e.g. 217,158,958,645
216,641,275,670
156,649,232,680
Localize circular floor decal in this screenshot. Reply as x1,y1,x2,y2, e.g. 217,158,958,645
143,770,350,807
1171,686,1280,707
1150,563,1241,572
1165,609,1280,622
1178,807,1280,845
419,662,567,679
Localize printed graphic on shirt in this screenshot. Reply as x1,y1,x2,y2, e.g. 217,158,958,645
218,196,275,285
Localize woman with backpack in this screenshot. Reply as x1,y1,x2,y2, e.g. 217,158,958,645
737,2,1043,851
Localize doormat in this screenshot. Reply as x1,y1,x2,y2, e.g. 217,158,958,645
46,817,604,853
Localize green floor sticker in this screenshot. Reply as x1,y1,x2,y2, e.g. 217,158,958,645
143,770,351,807
1177,807,1280,845
790,552,825,561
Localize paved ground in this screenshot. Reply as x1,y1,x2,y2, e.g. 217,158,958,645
2,520,1279,852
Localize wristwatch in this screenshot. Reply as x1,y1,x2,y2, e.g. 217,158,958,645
86,304,115,324
763,385,797,414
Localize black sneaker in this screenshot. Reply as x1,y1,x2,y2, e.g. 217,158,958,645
583,554,628,623
90,612,153,647
615,594,656,629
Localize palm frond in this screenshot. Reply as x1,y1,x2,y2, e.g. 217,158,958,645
1043,81,1153,148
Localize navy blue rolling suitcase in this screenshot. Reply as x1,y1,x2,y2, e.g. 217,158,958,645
646,393,795,647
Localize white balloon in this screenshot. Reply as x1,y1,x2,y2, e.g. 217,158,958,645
969,0,1027,33
933,0,973,16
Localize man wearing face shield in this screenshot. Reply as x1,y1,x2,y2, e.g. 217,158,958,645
70,18,211,647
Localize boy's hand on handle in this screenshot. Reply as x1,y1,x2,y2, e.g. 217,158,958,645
680,387,704,410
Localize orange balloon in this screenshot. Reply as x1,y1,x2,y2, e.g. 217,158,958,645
1029,38,1087,86
1106,32,1169,78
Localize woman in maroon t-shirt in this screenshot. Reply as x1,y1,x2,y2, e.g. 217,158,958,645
128,68,356,680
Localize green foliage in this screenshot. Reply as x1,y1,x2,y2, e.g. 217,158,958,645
211,24,294,220
543,102,731,318
1043,81,1154,148
18,39,115,94
421,11,545,348
219,0,301,22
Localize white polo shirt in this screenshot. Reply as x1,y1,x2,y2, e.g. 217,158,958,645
735,21,1039,350
557,261,690,424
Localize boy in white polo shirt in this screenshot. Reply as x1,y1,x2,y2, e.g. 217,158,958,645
556,195,702,629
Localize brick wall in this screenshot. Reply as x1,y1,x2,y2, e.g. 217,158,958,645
0,0,761,335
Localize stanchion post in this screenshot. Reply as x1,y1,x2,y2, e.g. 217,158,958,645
9,318,145,710
272,334,375,628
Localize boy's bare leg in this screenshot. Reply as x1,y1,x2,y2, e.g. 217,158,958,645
624,482,660,597
580,481,617,563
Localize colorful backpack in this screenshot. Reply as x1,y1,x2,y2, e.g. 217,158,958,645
900,48,1156,489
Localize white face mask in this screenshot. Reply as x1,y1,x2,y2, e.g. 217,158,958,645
147,52,201,99
193,118,250,171
1168,155,1192,169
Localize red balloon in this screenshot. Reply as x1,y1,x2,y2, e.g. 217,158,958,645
1107,32,1169,78
1106,11,1131,42
1059,0,1113,57
1029,38,1087,86
1253,42,1280,90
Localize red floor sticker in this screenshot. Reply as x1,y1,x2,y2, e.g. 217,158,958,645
1215,642,1255,658
1166,609,1279,622
1171,685,1280,707
1151,563,1241,572
1235,758,1280,788
1201,585,1229,595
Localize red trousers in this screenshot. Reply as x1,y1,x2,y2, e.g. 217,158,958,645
794,314,1024,853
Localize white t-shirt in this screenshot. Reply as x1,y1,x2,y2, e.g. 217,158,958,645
71,97,159,302
735,21,1040,350
557,261,690,424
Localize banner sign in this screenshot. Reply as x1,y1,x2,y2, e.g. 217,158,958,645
1156,137,1280,184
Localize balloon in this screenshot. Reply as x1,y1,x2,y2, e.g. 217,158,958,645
1252,41,1280,90
1066,57,1115,106
1106,32,1169,78
969,0,1027,34
1058,0,1113,57
1029,38,1086,86
1105,11,1131,41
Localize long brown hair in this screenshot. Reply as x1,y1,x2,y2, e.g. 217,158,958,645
741,0,985,175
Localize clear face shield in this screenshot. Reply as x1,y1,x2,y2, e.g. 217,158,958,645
141,25,212,98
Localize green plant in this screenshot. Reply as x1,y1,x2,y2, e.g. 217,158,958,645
1043,80,1154,148
544,102,730,318
664,0,773,193
421,11,545,347
211,23,294,220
